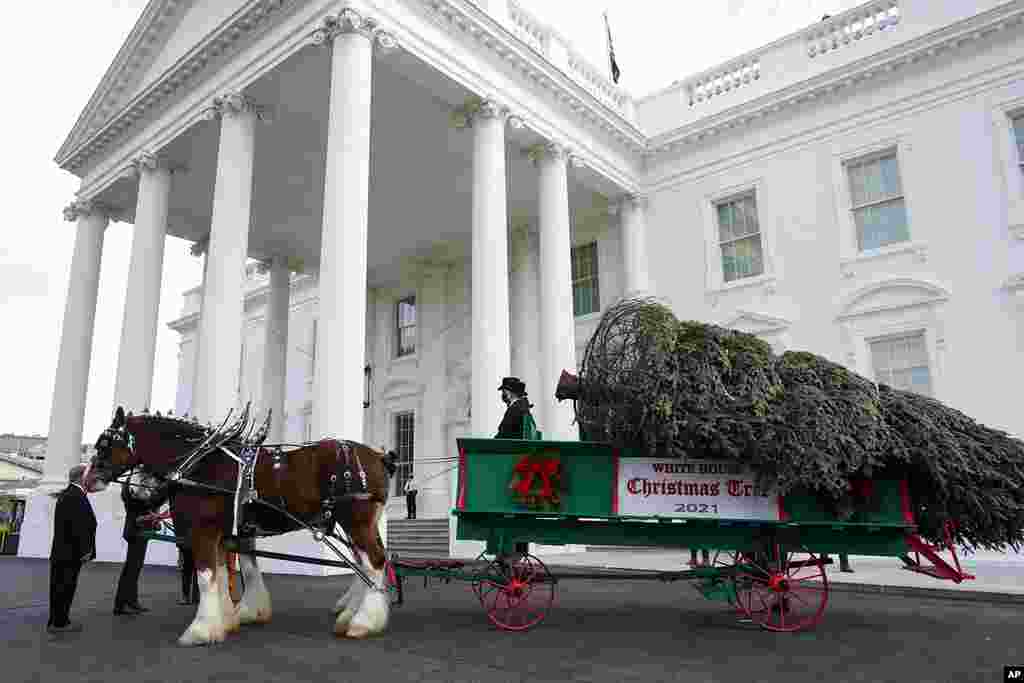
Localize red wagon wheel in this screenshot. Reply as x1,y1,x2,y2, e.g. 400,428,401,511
707,549,765,617
733,545,829,632
473,553,556,632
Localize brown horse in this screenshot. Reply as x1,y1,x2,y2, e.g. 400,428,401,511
90,406,392,646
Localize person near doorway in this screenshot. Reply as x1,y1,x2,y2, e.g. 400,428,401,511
404,478,418,520
47,464,97,636
113,484,153,615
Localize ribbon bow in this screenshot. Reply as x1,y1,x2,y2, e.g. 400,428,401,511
511,456,560,500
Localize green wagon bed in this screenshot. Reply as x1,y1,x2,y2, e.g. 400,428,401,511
434,436,975,632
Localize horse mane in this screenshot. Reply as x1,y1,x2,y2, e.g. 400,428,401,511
127,413,211,442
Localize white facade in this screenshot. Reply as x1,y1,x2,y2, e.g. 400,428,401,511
20,0,1024,570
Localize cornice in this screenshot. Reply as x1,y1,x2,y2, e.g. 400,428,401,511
417,0,645,154
646,2,1024,159
57,0,294,173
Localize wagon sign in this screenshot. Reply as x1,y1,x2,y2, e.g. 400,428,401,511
615,458,782,521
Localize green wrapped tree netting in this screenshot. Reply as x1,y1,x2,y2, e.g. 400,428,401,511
563,297,1024,551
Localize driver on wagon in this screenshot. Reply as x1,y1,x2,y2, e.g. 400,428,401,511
495,377,533,439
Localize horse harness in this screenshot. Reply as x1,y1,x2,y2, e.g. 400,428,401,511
167,438,372,537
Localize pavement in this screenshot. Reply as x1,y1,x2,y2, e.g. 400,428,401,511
2,556,1021,683
529,546,1024,604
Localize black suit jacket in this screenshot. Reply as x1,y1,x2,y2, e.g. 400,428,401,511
50,485,96,563
121,485,151,542
496,398,532,439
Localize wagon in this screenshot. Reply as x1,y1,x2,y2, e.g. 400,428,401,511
387,436,976,633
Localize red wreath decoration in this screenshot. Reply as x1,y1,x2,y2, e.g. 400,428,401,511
509,452,563,511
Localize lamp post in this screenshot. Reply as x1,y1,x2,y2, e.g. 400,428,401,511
363,363,372,409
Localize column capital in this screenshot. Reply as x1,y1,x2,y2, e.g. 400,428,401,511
611,193,649,214
310,8,398,53
62,198,115,223
449,96,526,130
526,142,569,166
131,152,186,177
202,93,270,122
189,236,209,257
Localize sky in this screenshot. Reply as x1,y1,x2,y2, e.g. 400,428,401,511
0,0,863,444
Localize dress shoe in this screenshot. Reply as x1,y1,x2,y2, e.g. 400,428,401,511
113,603,147,615
46,622,83,635
126,602,150,613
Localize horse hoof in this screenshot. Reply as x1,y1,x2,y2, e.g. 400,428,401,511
178,627,226,647
344,625,371,639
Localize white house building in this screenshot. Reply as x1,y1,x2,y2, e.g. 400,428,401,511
19,0,1024,572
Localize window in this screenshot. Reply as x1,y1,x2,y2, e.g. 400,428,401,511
845,150,908,252
395,296,416,357
571,242,600,316
1013,113,1024,171
393,411,414,495
715,192,763,283
870,332,932,397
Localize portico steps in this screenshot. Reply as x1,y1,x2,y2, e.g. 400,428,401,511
386,518,450,559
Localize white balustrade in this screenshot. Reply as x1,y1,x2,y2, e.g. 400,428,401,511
686,60,761,107
807,1,900,58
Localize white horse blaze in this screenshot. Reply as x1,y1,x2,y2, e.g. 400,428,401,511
236,554,273,624
178,568,228,646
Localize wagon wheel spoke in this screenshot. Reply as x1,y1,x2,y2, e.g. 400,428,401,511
473,553,556,632
733,546,829,632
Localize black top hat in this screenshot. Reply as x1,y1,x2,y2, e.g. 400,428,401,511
497,377,527,395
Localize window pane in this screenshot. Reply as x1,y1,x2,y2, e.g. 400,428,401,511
855,198,909,251
847,161,868,206
847,152,902,207
394,411,415,495
717,203,733,242
1013,115,1024,162
571,243,599,316
744,195,759,234
721,236,763,282
870,333,931,397
878,154,902,196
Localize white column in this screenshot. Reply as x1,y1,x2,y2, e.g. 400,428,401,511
194,93,258,423
419,264,449,515
261,257,290,442
620,195,651,296
112,155,172,413
314,11,382,442
187,239,209,417
470,99,512,438
533,143,577,441
41,201,110,487
509,223,541,424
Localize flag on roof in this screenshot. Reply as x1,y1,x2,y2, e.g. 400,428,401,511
603,11,621,84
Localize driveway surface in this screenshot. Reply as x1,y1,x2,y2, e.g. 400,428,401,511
2,557,1019,683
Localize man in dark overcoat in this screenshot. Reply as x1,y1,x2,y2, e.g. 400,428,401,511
171,492,199,605
47,464,97,635
495,377,534,556
495,377,533,439
113,483,152,614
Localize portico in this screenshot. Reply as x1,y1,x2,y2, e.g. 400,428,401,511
19,0,647,565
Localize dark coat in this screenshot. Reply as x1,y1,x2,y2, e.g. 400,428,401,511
121,485,152,542
50,484,96,563
496,397,533,439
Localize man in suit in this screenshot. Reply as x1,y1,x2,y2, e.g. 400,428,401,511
47,464,97,635
495,377,533,439
113,483,153,615
170,494,199,605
